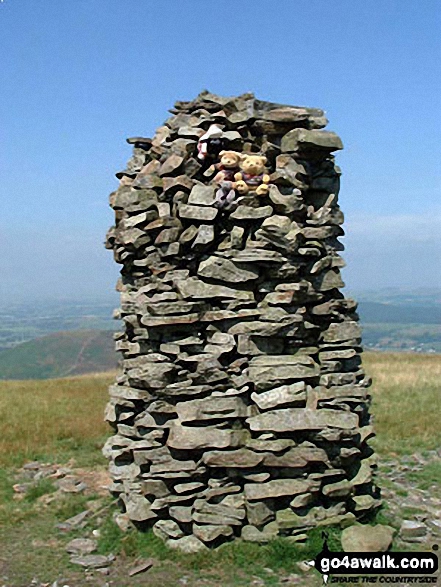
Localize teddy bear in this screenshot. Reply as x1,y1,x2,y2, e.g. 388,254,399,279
196,125,226,163
234,154,271,196
213,150,242,209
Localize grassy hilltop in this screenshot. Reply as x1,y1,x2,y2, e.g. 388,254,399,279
0,352,440,468
0,352,439,586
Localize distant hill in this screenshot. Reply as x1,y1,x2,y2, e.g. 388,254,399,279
356,301,441,353
1,293,440,380
0,330,116,380
0,298,117,352
357,301,441,324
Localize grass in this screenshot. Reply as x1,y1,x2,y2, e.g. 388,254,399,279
24,478,57,502
95,517,339,576
0,352,439,469
407,460,441,490
364,352,441,455
0,472,327,586
0,372,113,467
0,468,14,503
0,352,439,585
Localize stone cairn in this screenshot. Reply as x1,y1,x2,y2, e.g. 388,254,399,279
103,91,380,551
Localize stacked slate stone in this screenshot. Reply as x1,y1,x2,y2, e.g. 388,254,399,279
103,91,380,551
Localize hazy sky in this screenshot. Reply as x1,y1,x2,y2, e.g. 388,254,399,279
1,0,440,302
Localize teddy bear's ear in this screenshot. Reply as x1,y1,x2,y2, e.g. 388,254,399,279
240,153,249,161
219,151,226,156
260,156,267,165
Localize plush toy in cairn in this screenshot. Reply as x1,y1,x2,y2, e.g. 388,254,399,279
234,154,270,196
196,124,225,163
213,150,242,209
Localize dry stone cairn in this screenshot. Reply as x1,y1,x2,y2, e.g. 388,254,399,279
104,91,380,551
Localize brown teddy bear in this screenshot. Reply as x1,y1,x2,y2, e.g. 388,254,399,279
213,150,242,209
234,154,271,196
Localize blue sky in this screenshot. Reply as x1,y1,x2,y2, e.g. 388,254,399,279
1,0,440,302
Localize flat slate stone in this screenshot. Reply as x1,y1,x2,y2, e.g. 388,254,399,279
230,205,273,220
188,184,216,206
65,538,97,555
158,154,184,177
262,445,328,468
249,355,320,390
268,185,304,214
241,524,278,543
244,479,314,501
179,224,198,244
198,256,259,283
178,204,218,221
322,480,353,497
256,214,297,242
108,385,152,401
176,277,254,301
167,423,248,450
192,224,214,248
145,300,199,316
174,482,205,495
251,382,306,409
246,501,275,527
237,334,284,355
201,308,260,322
319,349,357,361
281,128,343,153
229,321,289,337
176,396,251,422
350,461,373,486
276,504,346,530
140,479,169,498
128,559,155,577
127,136,152,145
400,520,427,539
246,438,294,453
169,506,192,524
231,249,286,263
322,321,361,342
341,524,394,552
274,154,307,185
352,495,381,511
247,408,359,433
249,354,317,366
166,535,207,553
161,382,211,398
153,519,184,541
202,449,264,468
290,493,314,508
150,494,195,510
193,501,246,521
122,493,157,522
261,106,310,123
193,524,233,543
125,359,175,388
70,555,112,569
312,269,345,292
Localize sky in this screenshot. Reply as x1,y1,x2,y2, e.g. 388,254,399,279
1,0,440,302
